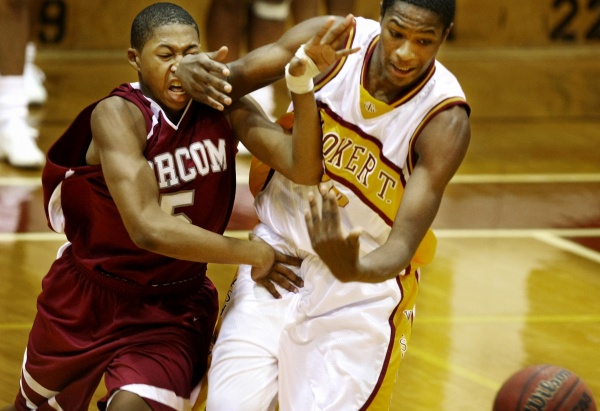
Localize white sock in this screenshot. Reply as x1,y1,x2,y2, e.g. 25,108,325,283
26,42,37,64
0,76,28,125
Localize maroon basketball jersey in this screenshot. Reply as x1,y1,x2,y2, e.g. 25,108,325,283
42,83,237,286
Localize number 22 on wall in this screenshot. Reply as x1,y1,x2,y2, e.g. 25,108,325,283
551,0,600,41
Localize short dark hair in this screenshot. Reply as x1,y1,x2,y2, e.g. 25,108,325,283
130,2,199,50
381,0,455,30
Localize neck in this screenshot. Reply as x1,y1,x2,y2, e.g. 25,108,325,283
364,47,399,103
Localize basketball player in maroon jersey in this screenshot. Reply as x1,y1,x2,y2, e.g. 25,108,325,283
1,3,357,411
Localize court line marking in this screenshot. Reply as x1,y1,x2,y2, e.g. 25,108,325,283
3,228,600,242
417,314,600,325
408,346,502,391
2,173,600,187
0,177,41,186
450,173,600,184
0,232,66,242
434,228,600,238
0,324,33,330
533,232,600,264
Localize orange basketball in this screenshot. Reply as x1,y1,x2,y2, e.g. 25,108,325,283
493,364,597,411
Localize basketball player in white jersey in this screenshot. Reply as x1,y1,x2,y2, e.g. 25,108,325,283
177,1,470,409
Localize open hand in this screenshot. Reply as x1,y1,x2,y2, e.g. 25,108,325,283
175,46,233,111
304,185,363,282
303,14,361,72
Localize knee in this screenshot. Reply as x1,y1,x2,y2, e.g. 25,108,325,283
106,390,152,411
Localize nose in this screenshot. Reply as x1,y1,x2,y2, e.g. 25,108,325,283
171,54,185,73
395,40,415,60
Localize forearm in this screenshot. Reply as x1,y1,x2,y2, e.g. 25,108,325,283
227,15,336,99
289,90,323,184
357,239,415,282
132,211,272,268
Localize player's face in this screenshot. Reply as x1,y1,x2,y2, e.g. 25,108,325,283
375,1,449,94
133,24,200,119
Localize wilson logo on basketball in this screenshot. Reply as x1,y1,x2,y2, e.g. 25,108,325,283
493,364,597,411
523,369,570,410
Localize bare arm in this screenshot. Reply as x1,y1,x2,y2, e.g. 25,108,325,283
87,97,293,276
226,18,358,185
227,92,322,185
305,105,471,282
176,14,356,108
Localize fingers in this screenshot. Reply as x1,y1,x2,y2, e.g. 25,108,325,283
175,52,233,110
270,263,304,290
320,14,356,46
206,46,231,67
255,265,304,299
194,91,230,112
347,227,362,249
307,16,336,46
200,47,231,77
257,279,282,299
304,190,320,233
274,250,303,268
336,46,361,59
319,185,339,231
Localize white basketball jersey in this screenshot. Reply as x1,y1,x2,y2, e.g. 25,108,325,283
254,17,468,264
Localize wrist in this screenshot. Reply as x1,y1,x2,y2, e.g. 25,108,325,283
253,242,275,269
285,45,321,94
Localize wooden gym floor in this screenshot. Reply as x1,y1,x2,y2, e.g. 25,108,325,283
1,49,599,410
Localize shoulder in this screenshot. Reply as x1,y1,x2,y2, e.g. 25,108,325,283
418,105,471,154
92,96,144,128
90,95,148,153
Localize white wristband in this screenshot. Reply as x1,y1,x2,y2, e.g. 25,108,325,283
285,45,321,94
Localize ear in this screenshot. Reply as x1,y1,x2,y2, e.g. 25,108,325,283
127,48,141,71
442,23,454,42
379,1,384,22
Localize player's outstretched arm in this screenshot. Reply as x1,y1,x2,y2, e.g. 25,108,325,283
176,14,356,107
88,98,300,288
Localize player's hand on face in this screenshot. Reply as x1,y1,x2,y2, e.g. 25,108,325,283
303,14,361,72
175,46,233,111
304,185,363,283
249,233,304,299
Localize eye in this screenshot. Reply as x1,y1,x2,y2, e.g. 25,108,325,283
184,47,200,56
389,29,403,39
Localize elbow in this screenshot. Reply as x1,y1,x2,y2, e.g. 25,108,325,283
128,224,162,252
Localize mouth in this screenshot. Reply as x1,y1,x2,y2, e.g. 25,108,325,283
390,63,416,77
168,81,186,95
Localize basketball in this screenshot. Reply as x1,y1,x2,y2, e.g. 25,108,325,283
493,364,597,411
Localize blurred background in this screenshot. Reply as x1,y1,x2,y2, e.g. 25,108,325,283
0,1,599,410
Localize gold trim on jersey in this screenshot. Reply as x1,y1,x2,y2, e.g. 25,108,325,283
362,268,419,410
359,85,394,118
